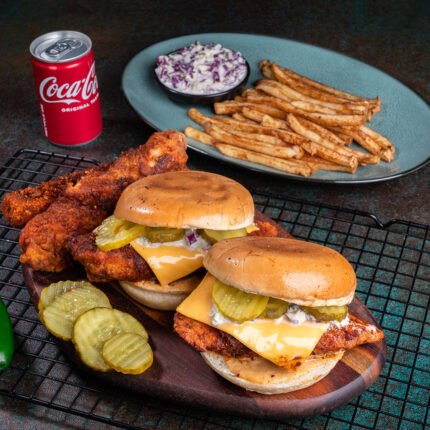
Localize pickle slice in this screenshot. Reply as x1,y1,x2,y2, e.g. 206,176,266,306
39,280,95,312
95,215,147,252
264,298,290,319
302,305,348,322
145,227,184,243
102,332,153,375
42,286,111,341
202,228,248,244
72,308,148,372
213,281,268,322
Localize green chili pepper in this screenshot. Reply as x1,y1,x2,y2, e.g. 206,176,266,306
0,297,14,371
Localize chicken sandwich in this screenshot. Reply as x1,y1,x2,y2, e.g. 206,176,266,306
174,236,384,394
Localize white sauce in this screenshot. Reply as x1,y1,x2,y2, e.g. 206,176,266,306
285,304,316,325
210,302,340,331
328,314,350,329
134,229,210,250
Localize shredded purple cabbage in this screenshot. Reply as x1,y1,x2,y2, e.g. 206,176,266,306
185,230,198,246
155,41,247,95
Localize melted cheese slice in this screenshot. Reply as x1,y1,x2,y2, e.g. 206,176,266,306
177,273,328,367
246,224,259,234
131,241,204,286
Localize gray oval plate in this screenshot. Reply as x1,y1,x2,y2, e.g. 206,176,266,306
122,33,430,184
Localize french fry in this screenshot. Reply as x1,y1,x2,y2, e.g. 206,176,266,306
188,108,216,127
259,59,275,79
260,114,291,129
204,123,301,159
357,124,394,151
257,79,369,115
218,128,286,146
369,97,382,115
248,103,286,119
298,118,345,145
231,113,257,123
211,116,300,145
184,126,217,147
380,148,395,163
290,100,342,115
335,126,382,157
287,114,358,169
267,63,360,104
246,94,367,126
242,88,268,99
271,62,369,103
257,80,338,115
207,113,319,152
214,101,244,115
213,123,304,158
301,156,357,173
276,129,316,148
215,142,314,176
270,63,375,111
241,107,265,123
328,128,354,145
211,115,277,134
214,101,285,119
240,108,291,130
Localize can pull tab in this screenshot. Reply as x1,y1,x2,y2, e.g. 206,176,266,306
45,39,82,58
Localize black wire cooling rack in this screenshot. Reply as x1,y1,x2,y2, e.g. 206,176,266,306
0,149,429,430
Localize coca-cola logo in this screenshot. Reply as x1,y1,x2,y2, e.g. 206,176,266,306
39,62,98,105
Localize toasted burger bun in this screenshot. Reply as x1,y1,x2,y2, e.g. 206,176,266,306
119,274,202,311
114,171,254,230
201,350,344,395
204,236,356,307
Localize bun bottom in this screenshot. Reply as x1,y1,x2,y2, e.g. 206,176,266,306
201,350,344,395
119,274,202,311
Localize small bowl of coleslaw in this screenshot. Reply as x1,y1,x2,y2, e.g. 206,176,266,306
154,41,250,104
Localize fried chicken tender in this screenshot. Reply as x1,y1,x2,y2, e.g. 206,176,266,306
1,170,84,228
68,233,153,283
252,210,292,239
313,315,384,354
68,210,292,283
173,312,384,358
18,130,188,272
173,312,256,358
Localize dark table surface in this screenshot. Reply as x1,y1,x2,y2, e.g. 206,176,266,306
1,1,429,429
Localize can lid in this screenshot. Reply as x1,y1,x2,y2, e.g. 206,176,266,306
30,31,92,63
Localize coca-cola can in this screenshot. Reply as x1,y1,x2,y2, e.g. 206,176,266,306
30,30,102,146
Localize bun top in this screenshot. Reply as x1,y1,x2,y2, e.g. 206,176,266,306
204,236,356,306
114,171,254,230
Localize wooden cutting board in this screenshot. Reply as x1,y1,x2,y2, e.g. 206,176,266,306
23,266,386,419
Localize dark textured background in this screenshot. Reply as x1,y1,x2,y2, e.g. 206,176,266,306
0,1,429,428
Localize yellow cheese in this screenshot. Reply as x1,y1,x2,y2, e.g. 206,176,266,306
246,224,259,233
177,273,328,367
131,242,204,286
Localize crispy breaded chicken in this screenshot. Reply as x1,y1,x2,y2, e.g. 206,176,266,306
1,170,85,228
174,312,256,358
68,211,292,283
18,131,188,272
313,315,384,354
68,233,153,283
173,312,384,358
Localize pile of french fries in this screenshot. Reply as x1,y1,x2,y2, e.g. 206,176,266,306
185,60,395,177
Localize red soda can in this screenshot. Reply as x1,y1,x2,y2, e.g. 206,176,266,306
29,31,102,146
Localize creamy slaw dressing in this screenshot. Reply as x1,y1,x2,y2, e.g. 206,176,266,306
210,302,350,329
134,229,210,250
